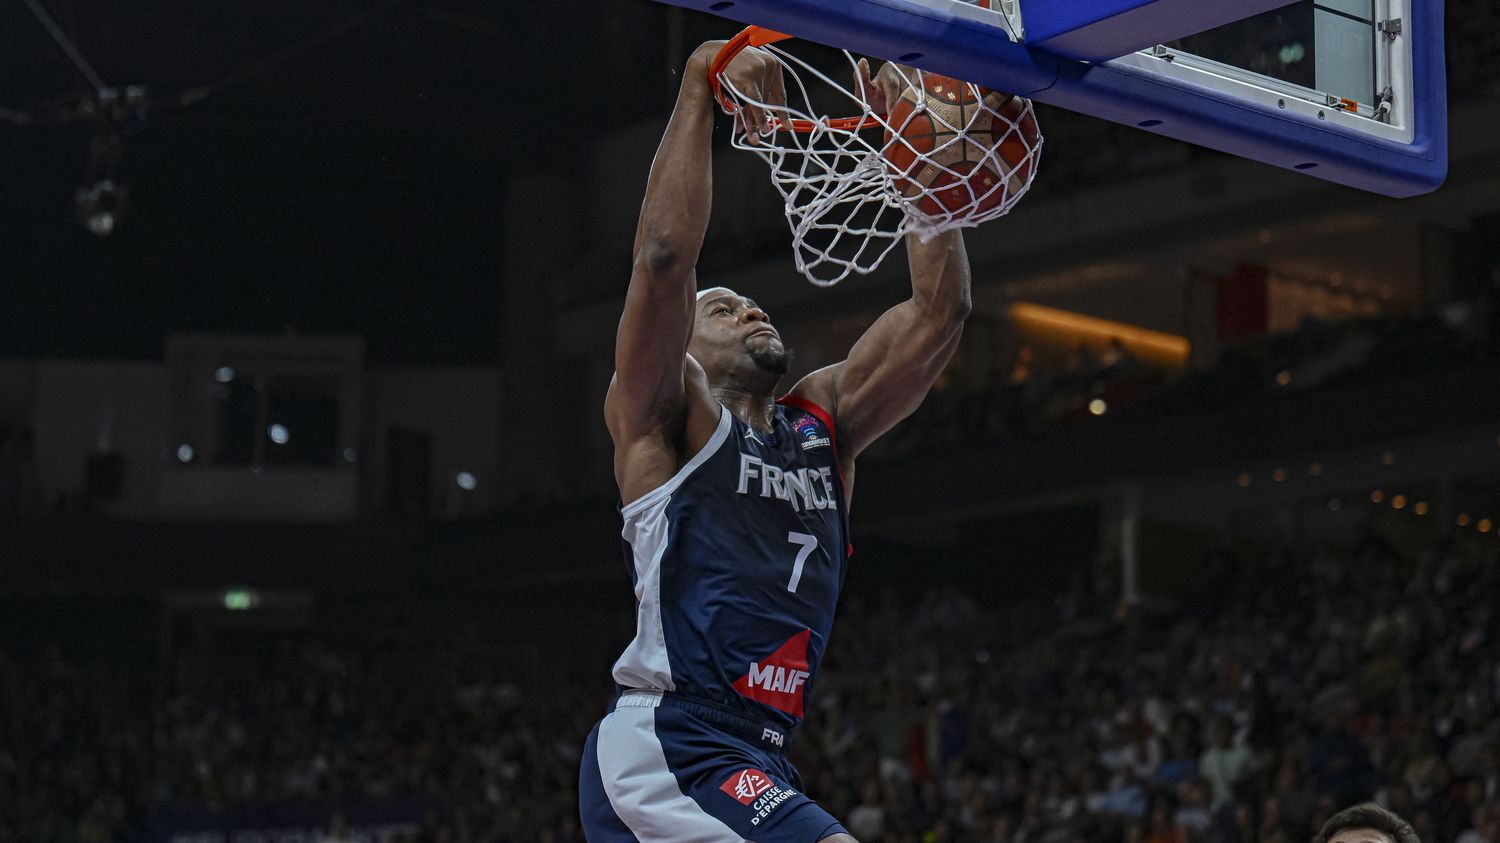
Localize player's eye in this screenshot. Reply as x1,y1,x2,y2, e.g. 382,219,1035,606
713,307,731,315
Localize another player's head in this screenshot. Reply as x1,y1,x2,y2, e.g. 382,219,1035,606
1314,804,1420,843
690,286,789,388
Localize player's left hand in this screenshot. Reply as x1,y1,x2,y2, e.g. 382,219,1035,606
854,58,905,115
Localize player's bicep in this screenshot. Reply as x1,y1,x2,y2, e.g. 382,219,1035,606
825,300,966,455
607,260,697,435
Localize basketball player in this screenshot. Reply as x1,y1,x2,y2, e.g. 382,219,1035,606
578,40,974,842
1313,804,1421,843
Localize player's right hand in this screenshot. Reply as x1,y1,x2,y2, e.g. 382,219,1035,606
698,41,786,144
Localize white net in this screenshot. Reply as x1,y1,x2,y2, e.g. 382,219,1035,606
716,38,1043,287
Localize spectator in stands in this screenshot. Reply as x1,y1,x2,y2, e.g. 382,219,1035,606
1201,719,1255,811
847,781,886,841
1144,793,1188,843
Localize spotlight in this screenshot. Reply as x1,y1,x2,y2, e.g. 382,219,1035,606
75,179,128,237
456,471,477,491
1088,399,1107,416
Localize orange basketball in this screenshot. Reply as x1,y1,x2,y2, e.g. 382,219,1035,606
882,73,1041,220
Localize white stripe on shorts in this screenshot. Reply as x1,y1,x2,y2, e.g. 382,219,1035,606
597,693,748,842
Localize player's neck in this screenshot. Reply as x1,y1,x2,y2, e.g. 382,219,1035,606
711,385,779,433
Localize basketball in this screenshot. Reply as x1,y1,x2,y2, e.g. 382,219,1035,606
881,74,1041,220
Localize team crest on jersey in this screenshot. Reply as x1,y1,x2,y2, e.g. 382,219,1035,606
732,629,812,717
792,413,830,451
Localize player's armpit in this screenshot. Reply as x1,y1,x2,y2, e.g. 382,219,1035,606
610,355,722,506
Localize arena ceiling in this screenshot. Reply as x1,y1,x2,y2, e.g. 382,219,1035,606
0,1,686,363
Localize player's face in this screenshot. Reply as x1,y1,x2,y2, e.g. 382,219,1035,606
1328,831,1395,843
692,289,789,378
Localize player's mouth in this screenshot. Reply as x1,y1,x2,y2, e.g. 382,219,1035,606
747,327,779,340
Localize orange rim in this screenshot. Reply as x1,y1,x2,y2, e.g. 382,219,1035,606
709,26,885,134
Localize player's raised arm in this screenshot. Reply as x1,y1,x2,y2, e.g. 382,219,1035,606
605,42,784,437
788,228,972,463
604,46,717,443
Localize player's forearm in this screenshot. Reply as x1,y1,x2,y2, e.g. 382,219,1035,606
904,229,973,326
631,47,719,283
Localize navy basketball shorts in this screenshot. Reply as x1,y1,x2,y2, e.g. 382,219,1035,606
579,689,848,842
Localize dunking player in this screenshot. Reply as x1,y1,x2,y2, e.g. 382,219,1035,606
579,40,975,842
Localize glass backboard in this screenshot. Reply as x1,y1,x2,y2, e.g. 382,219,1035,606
651,0,1446,196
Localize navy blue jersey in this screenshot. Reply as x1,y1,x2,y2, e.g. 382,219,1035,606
611,396,850,731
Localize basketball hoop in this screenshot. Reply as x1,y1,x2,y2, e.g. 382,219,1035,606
710,26,1043,287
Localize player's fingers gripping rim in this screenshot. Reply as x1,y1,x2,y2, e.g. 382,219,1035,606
714,45,781,144
738,49,781,144
764,53,787,115
853,58,879,113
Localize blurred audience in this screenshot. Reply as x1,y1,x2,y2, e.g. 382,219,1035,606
878,305,1488,461
3,528,1496,843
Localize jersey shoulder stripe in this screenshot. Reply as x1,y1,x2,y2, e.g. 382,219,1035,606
776,395,841,476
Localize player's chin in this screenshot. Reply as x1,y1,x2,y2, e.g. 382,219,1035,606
748,342,791,375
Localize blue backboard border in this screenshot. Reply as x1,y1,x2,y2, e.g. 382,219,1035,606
655,0,1446,197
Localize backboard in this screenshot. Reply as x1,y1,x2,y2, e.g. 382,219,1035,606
655,0,1446,197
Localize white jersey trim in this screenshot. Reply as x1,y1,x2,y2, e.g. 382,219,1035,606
597,703,748,842
620,405,734,519
612,406,733,692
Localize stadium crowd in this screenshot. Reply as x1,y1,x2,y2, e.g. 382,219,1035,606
880,300,1492,458
794,535,1500,843
2,526,1497,843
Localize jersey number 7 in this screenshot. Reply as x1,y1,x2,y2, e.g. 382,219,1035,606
785,532,817,593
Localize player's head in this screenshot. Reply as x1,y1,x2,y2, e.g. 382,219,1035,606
689,286,789,388
1314,804,1420,843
